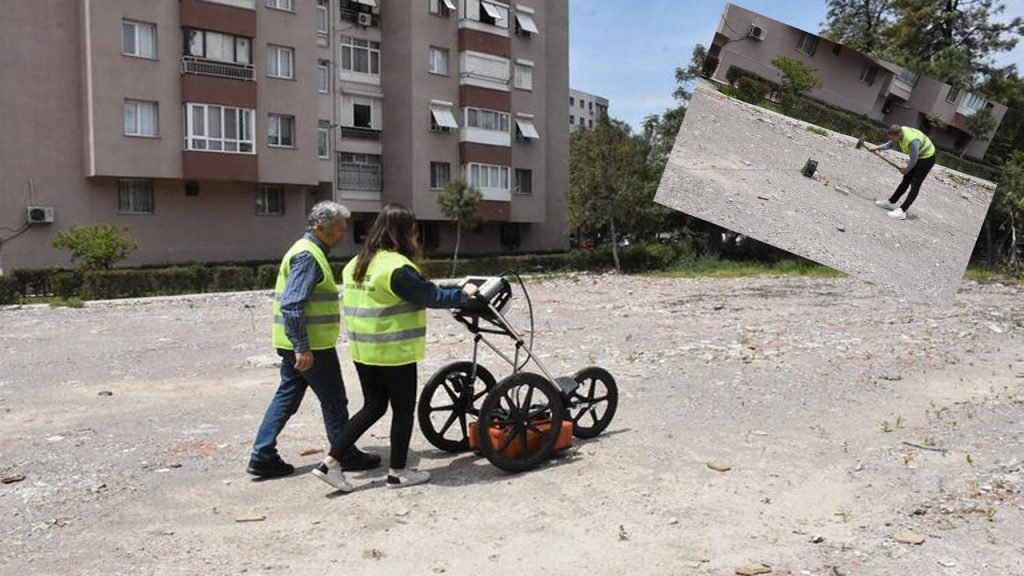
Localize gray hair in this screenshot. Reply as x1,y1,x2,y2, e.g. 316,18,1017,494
307,200,351,229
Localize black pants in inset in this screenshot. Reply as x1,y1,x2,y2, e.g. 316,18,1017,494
889,155,936,212
329,362,417,470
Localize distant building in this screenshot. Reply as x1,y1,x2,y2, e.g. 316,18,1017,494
569,88,608,131
707,3,1007,160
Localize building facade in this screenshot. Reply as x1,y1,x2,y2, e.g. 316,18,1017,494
707,3,1007,160
568,88,608,131
0,0,569,273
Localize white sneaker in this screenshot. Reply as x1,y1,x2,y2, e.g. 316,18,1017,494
387,468,430,489
875,199,896,209
312,462,353,493
887,208,907,220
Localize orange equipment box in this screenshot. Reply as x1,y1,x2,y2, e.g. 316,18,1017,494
469,418,574,458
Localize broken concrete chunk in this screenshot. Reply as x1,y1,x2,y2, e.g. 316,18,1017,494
894,531,926,545
2,473,26,484
299,447,324,457
736,564,772,575
98,391,113,396
235,514,267,523
707,462,732,472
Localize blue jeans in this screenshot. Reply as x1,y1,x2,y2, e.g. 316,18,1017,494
250,348,349,462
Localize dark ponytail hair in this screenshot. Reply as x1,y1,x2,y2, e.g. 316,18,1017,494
353,203,423,283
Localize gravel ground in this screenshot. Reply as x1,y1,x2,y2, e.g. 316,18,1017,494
1,274,1022,575
655,83,997,307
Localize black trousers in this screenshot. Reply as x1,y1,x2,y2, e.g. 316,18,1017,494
329,362,417,470
889,155,936,212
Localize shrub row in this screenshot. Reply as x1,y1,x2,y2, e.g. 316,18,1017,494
0,245,702,303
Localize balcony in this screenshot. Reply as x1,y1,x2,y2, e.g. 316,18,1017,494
956,93,988,117
181,56,254,81
340,126,381,140
885,69,918,102
338,165,382,192
201,0,255,8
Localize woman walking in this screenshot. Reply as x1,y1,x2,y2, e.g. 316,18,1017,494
312,203,477,491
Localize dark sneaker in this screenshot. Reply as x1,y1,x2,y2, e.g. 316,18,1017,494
247,455,295,478
340,448,382,471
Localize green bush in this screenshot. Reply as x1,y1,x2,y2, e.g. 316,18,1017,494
52,224,138,271
935,151,1002,182
210,266,255,292
0,276,18,305
736,76,771,104
81,270,153,300
51,270,83,299
11,269,51,297
149,266,209,295
256,264,280,289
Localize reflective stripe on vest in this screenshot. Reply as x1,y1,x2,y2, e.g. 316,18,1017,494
271,238,341,351
342,250,427,366
900,126,935,159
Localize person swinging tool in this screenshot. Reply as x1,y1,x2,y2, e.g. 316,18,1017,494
865,124,936,221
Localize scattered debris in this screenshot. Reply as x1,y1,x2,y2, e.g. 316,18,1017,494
736,563,773,575
668,517,680,525
757,195,771,201
837,226,846,233
880,374,902,381
707,462,732,472
235,514,267,523
809,535,825,544
618,525,630,541
2,473,26,484
742,160,753,167
902,441,948,454
363,548,385,560
938,560,957,568
300,447,324,457
98,391,113,396
894,531,926,545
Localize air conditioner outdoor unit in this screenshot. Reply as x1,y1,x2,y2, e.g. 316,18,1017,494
748,24,766,41
26,206,54,224
357,12,373,26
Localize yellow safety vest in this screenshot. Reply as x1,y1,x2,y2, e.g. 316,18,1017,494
271,238,341,351
342,250,427,366
899,126,935,159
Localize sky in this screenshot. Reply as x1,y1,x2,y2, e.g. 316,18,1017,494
569,0,1024,131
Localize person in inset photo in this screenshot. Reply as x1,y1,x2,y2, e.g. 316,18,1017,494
869,124,937,221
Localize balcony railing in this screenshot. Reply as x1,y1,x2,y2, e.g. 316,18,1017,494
338,164,382,191
956,93,988,117
885,74,913,101
340,126,381,140
181,56,255,81
201,0,256,9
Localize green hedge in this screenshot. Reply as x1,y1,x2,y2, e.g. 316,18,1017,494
0,276,18,305
935,150,1002,182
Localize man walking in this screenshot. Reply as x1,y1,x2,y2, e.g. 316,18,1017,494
247,201,380,478
868,124,937,220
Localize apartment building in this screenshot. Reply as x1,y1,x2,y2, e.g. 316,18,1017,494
568,88,609,131
0,0,569,272
707,3,1007,160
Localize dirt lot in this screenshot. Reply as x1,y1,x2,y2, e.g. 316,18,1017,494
2,274,1023,575
655,83,997,307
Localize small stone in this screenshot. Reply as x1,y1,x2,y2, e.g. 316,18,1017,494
742,160,753,167
707,462,732,472
98,391,113,397
363,548,385,560
880,374,902,381
168,463,182,469
894,531,925,545
809,535,825,544
938,560,957,568
47,435,65,442
837,227,846,232
757,195,771,201
235,514,267,523
618,525,630,541
300,447,324,457
736,564,772,575
395,508,410,517
1,473,26,484
668,517,680,525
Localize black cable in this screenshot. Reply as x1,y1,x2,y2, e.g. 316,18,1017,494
0,224,30,247
503,270,534,372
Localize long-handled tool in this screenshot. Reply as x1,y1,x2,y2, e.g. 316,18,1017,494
856,136,902,170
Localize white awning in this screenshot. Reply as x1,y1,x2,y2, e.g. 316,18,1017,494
442,0,456,10
515,11,539,34
354,0,376,6
430,104,459,129
516,118,539,139
480,1,502,20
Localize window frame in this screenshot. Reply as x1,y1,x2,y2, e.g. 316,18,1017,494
514,60,533,90
317,60,330,93
318,120,331,159
267,44,294,79
465,162,510,193
464,106,510,133
337,152,383,192
430,161,452,190
339,36,381,77
255,184,285,216
265,0,294,12
513,168,532,195
117,179,155,214
267,113,296,148
184,103,255,154
316,0,329,34
796,32,818,56
123,100,159,137
429,46,450,76
946,85,961,104
859,62,878,85
430,0,455,16
184,28,252,65
122,20,157,59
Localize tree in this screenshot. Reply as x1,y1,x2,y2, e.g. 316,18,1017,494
568,118,645,271
52,224,137,271
962,106,997,158
436,180,482,276
673,44,708,102
994,151,1024,270
770,56,822,112
821,0,894,54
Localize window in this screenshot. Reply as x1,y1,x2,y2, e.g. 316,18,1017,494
832,43,842,55
204,0,256,8
337,153,382,191
796,32,818,56
265,0,293,11
123,100,158,137
317,60,330,92
961,92,987,112
466,163,509,192
343,96,381,131
430,101,459,131
588,119,593,128
465,107,510,132
429,46,449,75
268,114,295,147
514,168,532,194
946,85,961,103
515,116,539,140
514,60,533,90
569,96,574,106
118,179,154,214
419,220,440,250
859,63,878,84
579,99,585,108
267,45,294,78
430,0,456,16
569,115,574,125
479,1,506,27
318,120,330,158
353,104,372,129
123,21,156,59
317,0,329,34
184,29,251,64
897,68,919,87
340,36,381,76
256,185,284,216
514,6,539,35
184,103,255,153
430,162,451,189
